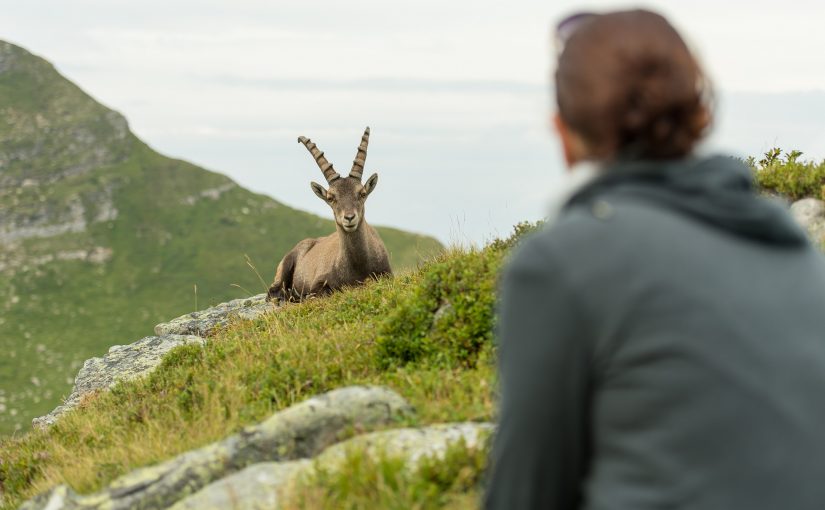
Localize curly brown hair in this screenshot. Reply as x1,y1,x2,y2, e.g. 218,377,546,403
555,10,712,160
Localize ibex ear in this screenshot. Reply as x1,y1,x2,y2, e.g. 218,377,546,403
310,181,328,201
364,173,378,196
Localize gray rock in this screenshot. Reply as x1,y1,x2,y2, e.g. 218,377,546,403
170,422,492,510
0,197,87,243
21,386,413,510
168,461,309,510
32,335,204,428
155,293,274,337
791,198,825,247
312,421,493,473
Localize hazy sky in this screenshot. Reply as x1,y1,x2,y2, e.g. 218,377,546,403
4,0,825,244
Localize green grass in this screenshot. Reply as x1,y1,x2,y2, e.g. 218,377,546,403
285,436,489,510
0,224,536,509
0,40,442,435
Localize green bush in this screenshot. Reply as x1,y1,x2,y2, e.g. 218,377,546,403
487,221,544,252
375,249,502,368
749,148,825,200
376,221,541,369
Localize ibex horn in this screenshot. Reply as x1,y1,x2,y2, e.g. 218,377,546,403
349,126,370,181
298,136,340,183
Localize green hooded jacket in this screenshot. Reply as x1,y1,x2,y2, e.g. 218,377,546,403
484,156,825,509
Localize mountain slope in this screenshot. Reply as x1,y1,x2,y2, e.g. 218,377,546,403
0,227,518,509
0,41,441,434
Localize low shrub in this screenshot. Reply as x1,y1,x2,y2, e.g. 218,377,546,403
376,221,541,369
749,148,825,200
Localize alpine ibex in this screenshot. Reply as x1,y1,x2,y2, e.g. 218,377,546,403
266,127,392,302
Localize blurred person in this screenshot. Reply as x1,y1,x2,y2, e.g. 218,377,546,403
484,9,825,510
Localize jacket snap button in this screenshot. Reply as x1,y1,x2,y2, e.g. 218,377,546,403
592,200,614,220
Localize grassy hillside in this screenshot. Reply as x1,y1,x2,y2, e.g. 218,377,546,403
0,41,441,435
0,224,536,509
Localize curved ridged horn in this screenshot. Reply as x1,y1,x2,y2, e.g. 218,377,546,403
298,136,340,183
349,126,370,181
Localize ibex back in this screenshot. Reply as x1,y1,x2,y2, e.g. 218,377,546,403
266,127,392,302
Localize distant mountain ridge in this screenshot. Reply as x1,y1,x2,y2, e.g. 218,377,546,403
0,40,441,434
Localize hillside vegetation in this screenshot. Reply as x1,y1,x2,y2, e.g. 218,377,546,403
0,223,538,509
0,40,441,434
749,148,825,200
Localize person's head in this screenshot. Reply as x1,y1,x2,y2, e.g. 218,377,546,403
553,10,712,167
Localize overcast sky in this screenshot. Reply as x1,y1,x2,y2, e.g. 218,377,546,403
4,0,825,244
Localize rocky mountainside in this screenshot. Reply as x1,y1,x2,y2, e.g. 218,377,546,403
0,40,441,434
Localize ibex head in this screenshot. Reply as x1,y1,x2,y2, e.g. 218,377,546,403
298,127,378,233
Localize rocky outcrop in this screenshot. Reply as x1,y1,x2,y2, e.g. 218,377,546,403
0,197,87,243
312,421,493,472
165,422,492,510
154,293,273,337
32,335,204,428
0,246,113,273
34,293,277,428
20,418,491,510
791,198,825,247
0,41,131,191
21,386,413,510
180,182,237,206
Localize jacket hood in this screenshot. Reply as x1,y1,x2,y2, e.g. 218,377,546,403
564,155,808,247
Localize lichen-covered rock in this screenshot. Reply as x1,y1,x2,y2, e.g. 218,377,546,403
168,461,309,510
154,293,274,337
791,198,825,247
20,386,413,510
169,422,493,510
32,335,204,428
31,293,274,429
312,422,494,473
